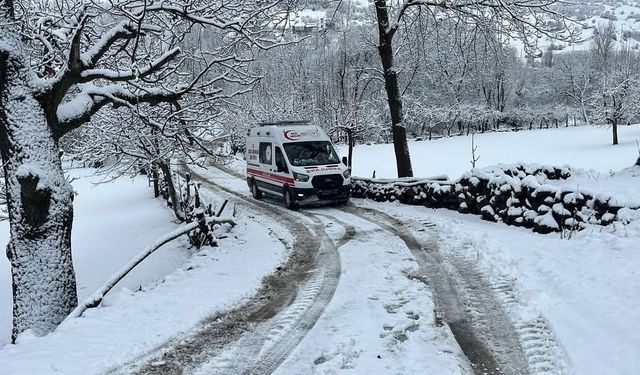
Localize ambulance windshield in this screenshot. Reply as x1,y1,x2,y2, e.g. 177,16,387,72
283,141,340,167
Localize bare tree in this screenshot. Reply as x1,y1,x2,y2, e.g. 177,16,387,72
0,0,285,341
591,21,617,71
556,52,593,124
589,45,640,145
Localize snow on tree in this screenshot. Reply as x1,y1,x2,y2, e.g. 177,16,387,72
587,23,640,145
371,0,581,177
588,47,640,145
554,52,594,124
0,0,285,341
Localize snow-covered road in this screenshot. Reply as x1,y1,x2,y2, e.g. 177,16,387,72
152,164,567,375
174,165,466,374
12,162,580,375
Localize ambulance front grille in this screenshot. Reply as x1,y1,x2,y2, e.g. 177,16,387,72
311,174,344,190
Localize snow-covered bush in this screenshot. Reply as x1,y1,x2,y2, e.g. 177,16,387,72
158,171,227,248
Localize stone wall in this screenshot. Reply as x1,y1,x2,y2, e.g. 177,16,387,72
351,164,629,234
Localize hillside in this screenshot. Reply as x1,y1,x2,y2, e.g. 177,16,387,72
292,0,640,54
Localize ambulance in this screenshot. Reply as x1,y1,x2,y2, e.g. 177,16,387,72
245,120,351,209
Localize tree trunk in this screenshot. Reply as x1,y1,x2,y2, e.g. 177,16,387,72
346,128,354,168
158,161,186,221
581,101,589,124
374,0,413,177
152,166,160,198
612,120,619,145
1,26,77,342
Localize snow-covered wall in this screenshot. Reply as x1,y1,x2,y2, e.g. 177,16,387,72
352,163,638,234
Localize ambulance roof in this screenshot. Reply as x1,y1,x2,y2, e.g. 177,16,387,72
249,122,330,144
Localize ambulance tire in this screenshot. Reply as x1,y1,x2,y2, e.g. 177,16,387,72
250,179,262,200
283,186,298,210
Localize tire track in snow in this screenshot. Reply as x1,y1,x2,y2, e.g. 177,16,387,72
489,275,572,375
111,166,347,375
311,212,357,248
339,206,531,375
198,213,346,375
188,174,350,374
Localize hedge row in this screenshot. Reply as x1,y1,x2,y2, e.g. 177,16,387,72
351,163,627,234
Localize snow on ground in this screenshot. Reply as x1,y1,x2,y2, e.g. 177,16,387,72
0,168,188,346
70,170,189,305
539,0,640,53
193,166,467,374
552,166,640,208
332,125,640,375
338,125,640,179
357,199,640,375
274,210,466,375
0,169,289,373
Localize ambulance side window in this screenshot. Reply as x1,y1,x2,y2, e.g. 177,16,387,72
275,147,289,174
259,143,272,165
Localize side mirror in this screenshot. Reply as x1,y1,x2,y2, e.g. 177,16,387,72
342,156,348,166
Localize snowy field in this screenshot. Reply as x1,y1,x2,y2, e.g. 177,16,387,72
340,125,640,179
341,125,640,208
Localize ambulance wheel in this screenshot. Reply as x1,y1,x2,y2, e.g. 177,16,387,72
283,187,297,210
250,179,262,200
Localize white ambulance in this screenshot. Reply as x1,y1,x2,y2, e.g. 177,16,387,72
245,120,351,209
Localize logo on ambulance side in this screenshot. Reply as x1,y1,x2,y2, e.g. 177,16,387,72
284,130,301,140
284,129,320,140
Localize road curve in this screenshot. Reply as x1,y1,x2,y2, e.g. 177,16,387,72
113,163,567,375
108,167,348,375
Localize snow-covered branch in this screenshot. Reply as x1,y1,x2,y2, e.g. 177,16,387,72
64,216,236,321
79,48,181,83
10,0,290,140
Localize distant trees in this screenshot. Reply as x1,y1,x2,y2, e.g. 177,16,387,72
555,52,593,124
590,47,640,145
371,0,580,177
225,2,591,164
186,3,640,178
591,21,617,69
221,21,386,155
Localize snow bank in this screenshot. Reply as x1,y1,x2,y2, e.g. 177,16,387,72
0,170,289,373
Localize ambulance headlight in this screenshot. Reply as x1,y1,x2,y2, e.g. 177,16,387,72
293,172,310,182
342,169,351,179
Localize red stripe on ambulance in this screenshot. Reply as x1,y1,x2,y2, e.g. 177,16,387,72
247,167,295,185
